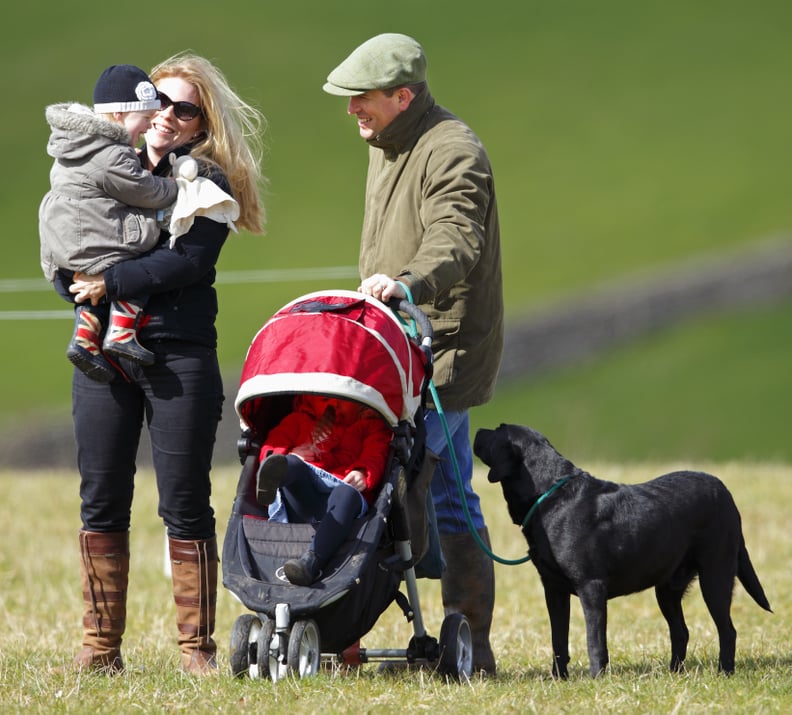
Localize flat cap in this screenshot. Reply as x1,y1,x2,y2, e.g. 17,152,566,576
323,33,426,96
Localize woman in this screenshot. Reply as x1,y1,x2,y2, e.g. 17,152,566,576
66,52,266,675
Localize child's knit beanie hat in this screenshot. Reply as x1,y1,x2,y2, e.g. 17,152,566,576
93,64,160,113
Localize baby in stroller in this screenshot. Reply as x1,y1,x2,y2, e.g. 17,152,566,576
255,394,392,585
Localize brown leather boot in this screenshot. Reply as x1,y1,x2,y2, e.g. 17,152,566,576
168,536,219,675
74,530,129,674
439,527,497,676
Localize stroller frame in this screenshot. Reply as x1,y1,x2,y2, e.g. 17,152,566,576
223,291,473,681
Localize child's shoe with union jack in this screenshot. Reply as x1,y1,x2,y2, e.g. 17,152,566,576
66,305,116,383
102,301,155,366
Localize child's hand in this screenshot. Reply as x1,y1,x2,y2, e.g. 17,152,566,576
343,470,366,492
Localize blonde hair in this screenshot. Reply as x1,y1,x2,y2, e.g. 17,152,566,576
150,52,267,234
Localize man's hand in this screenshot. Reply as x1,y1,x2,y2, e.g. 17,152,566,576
358,273,405,302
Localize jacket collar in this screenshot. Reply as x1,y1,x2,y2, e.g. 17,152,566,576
367,85,436,159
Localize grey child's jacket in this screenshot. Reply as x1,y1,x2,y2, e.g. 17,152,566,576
39,102,177,281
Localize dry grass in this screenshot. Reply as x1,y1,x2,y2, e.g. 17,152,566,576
1,461,790,713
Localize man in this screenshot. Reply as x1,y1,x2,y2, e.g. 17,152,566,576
323,33,504,675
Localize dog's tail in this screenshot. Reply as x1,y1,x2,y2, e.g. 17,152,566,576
738,537,772,612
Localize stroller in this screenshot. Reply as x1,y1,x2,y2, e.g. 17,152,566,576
223,290,473,681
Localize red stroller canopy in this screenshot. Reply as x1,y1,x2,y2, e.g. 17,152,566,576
236,290,429,431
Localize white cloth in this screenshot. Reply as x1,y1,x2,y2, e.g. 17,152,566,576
167,156,239,247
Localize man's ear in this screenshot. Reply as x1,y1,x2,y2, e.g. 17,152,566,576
397,87,414,110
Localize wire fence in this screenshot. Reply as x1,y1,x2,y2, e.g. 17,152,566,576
0,266,359,320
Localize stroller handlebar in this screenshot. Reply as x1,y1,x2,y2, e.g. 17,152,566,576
387,298,434,344
388,298,434,386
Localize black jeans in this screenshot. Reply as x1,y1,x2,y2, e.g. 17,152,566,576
72,340,223,539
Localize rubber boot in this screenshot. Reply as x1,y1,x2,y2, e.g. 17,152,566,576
66,306,115,383
102,301,155,366
439,527,497,675
169,536,219,675
73,530,129,674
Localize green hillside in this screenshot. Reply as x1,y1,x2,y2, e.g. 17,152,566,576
2,1,791,461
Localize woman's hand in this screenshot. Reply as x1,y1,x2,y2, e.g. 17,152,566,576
343,470,366,492
69,272,107,306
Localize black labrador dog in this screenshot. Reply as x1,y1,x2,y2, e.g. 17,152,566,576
473,423,771,678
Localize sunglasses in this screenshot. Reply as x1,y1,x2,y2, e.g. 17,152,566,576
157,91,202,121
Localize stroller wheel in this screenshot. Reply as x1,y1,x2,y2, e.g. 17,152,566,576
287,619,321,678
229,614,256,677
246,616,275,680
438,613,473,681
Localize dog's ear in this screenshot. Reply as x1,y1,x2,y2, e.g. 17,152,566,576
480,425,521,483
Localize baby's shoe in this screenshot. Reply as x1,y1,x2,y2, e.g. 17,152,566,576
283,550,321,586
256,454,288,505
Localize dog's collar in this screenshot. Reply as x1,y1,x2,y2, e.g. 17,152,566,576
521,476,573,530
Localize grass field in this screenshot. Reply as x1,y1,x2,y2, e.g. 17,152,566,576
476,301,792,462
2,4,790,712
1,462,790,713
2,1,792,462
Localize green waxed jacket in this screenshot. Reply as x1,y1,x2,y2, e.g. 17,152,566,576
359,87,504,411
